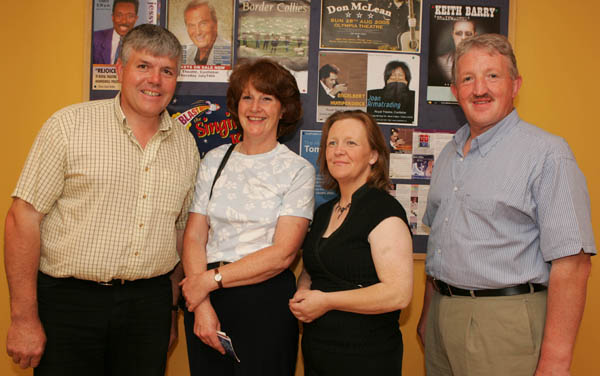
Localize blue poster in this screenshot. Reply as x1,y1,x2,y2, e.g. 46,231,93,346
300,130,337,208
168,95,240,158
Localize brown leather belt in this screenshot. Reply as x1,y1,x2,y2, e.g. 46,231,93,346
38,271,169,288
433,279,547,298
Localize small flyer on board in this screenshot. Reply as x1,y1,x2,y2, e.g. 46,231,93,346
394,184,430,235
317,52,368,122
426,4,501,104
388,129,454,181
91,0,159,93
320,0,422,52
300,130,338,207
367,53,419,125
168,95,240,158
168,0,234,83
237,0,311,93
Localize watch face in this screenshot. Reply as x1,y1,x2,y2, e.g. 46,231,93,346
214,273,222,282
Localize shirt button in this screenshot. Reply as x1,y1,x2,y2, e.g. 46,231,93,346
145,167,149,172
142,194,147,199
444,217,448,222
453,186,458,192
139,223,144,228
460,157,464,162
437,249,442,254
134,251,139,256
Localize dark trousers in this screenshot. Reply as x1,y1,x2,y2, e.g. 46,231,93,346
302,341,403,376
183,269,298,376
35,272,172,376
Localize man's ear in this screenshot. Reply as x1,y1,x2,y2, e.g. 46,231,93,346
115,58,124,83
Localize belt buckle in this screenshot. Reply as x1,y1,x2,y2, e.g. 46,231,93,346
98,279,125,286
433,279,453,297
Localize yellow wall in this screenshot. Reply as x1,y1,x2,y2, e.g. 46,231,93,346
1,1,598,375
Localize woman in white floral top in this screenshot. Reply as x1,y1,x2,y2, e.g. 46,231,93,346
180,59,315,376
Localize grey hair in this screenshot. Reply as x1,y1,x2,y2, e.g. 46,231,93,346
184,0,217,23
452,33,519,83
120,24,182,68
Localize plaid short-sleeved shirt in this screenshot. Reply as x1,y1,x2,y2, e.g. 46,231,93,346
13,95,199,282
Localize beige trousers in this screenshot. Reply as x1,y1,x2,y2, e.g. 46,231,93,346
425,289,547,376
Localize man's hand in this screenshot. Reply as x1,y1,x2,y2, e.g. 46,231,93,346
4,198,46,369
168,310,179,351
417,277,435,346
534,251,591,375
6,316,46,369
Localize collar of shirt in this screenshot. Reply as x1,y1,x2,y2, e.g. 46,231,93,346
111,29,121,63
453,109,519,158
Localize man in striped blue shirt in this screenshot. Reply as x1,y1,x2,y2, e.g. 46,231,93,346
417,34,596,376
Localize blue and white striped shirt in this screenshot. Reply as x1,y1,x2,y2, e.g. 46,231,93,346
424,110,596,290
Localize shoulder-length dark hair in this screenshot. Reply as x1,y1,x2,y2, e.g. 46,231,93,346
318,110,390,193
226,58,302,138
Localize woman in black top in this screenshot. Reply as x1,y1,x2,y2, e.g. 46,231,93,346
289,110,413,375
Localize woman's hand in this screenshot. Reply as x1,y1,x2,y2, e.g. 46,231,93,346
180,272,212,312
193,300,225,355
289,289,330,323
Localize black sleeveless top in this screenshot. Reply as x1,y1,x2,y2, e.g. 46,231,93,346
302,184,410,354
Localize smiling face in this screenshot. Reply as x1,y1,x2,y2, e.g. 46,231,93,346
237,83,283,144
452,21,475,48
325,118,378,188
112,2,138,37
451,47,522,135
116,49,178,122
184,5,218,51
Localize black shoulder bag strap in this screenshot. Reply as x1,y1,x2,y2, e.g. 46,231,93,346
209,143,236,200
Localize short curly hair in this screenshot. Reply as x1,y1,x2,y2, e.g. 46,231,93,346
227,59,302,138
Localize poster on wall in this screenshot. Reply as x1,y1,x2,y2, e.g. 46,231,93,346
320,0,421,52
91,0,159,92
317,51,419,125
393,183,430,235
388,128,453,180
167,0,234,83
367,53,419,125
426,4,501,104
168,95,240,158
237,0,311,93
300,130,338,207
316,51,368,122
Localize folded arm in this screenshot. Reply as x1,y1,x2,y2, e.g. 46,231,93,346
290,216,413,322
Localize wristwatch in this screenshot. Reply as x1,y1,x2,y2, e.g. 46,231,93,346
214,268,223,289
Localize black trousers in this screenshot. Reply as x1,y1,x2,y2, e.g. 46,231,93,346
302,340,403,376
35,272,172,376
183,269,298,376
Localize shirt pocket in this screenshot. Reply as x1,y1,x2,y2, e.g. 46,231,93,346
463,194,496,216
